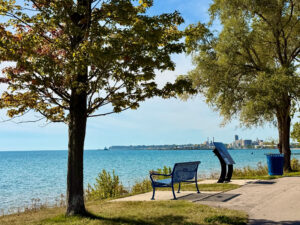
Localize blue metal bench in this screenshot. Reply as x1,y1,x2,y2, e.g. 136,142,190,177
149,161,201,200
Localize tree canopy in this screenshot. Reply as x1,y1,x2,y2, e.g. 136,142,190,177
184,0,300,170
0,0,187,121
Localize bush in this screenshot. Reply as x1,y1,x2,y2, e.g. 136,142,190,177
233,162,268,178
86,165,172,200
291,158,300,171
131,179,152,194
86,169,128,200
157,165,172,175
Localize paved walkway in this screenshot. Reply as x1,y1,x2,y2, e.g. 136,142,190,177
112,179,254,202
113,178,300,224
197,177,300,225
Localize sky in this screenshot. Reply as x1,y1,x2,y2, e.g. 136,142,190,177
0,0,282,151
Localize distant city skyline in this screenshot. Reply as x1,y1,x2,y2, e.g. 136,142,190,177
0,0,295,151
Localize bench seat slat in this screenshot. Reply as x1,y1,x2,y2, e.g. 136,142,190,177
153,178,172,186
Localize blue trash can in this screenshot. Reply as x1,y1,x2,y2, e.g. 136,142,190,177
266,154,284,175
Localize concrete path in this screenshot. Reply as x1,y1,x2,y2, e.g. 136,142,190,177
112,179,254,202
198,179,257,185
114,178,300,224
196,177,300,225
112,191,221,202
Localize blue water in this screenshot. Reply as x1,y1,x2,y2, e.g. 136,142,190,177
1,149,300,213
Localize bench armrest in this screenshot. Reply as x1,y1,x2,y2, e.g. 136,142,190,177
149,171,171,176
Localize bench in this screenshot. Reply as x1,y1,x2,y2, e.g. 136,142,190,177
149,161,201,200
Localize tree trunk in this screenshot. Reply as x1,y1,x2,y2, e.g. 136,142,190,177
277,106,292,172
66,86,87,216
281,114,292,171
66,0,91,216
277,115,283,154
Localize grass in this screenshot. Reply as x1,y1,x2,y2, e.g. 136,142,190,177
232,171,300,180
0,201,248,225
231,159,300,180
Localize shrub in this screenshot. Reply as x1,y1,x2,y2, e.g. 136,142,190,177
291,158,300,171
131,179,152,194
86,169,128,200
233,162,268,177
86,165,172,200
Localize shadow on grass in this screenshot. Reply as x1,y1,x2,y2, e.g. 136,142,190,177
43,211,246,225
204,215,247,225
83,211,200,225
44,211,199,225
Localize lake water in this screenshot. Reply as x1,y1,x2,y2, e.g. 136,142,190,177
1,149,300,214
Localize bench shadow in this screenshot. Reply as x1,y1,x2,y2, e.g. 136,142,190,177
248,219,300,225
178,193,240,203
252,181,276,185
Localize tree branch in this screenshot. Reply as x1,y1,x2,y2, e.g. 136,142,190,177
88,106,131,118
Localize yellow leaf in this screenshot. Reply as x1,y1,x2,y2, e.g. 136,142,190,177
139,0,143,4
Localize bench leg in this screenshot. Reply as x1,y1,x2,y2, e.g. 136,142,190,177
177,183,181,193
171,184,177,200
195,178,200,193
151,187,155,200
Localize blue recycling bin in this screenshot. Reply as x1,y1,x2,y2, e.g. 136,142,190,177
266,154,284,175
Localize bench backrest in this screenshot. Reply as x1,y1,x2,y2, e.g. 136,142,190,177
172,161,200,183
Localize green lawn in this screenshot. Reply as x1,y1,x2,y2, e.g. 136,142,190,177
232,170,300,180
173,183,240,192
0,201,248,225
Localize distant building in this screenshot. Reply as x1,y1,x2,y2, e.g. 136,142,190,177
235,139,243,148
203,139,214,149
235,135,239,141
242,140,252,146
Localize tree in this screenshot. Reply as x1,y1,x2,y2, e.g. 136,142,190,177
0,0,190,215
184,0,300,171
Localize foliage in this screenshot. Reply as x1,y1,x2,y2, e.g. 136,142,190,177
183,0,300,170
0,0,189,121
232,159,300,179
291,122,300,142
86,166,171,199
291,158,300,171
86,170,127,200
233,162,269,178
185,0,300,126
155,165,172,179
131,179,152,194
158,165,172,174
